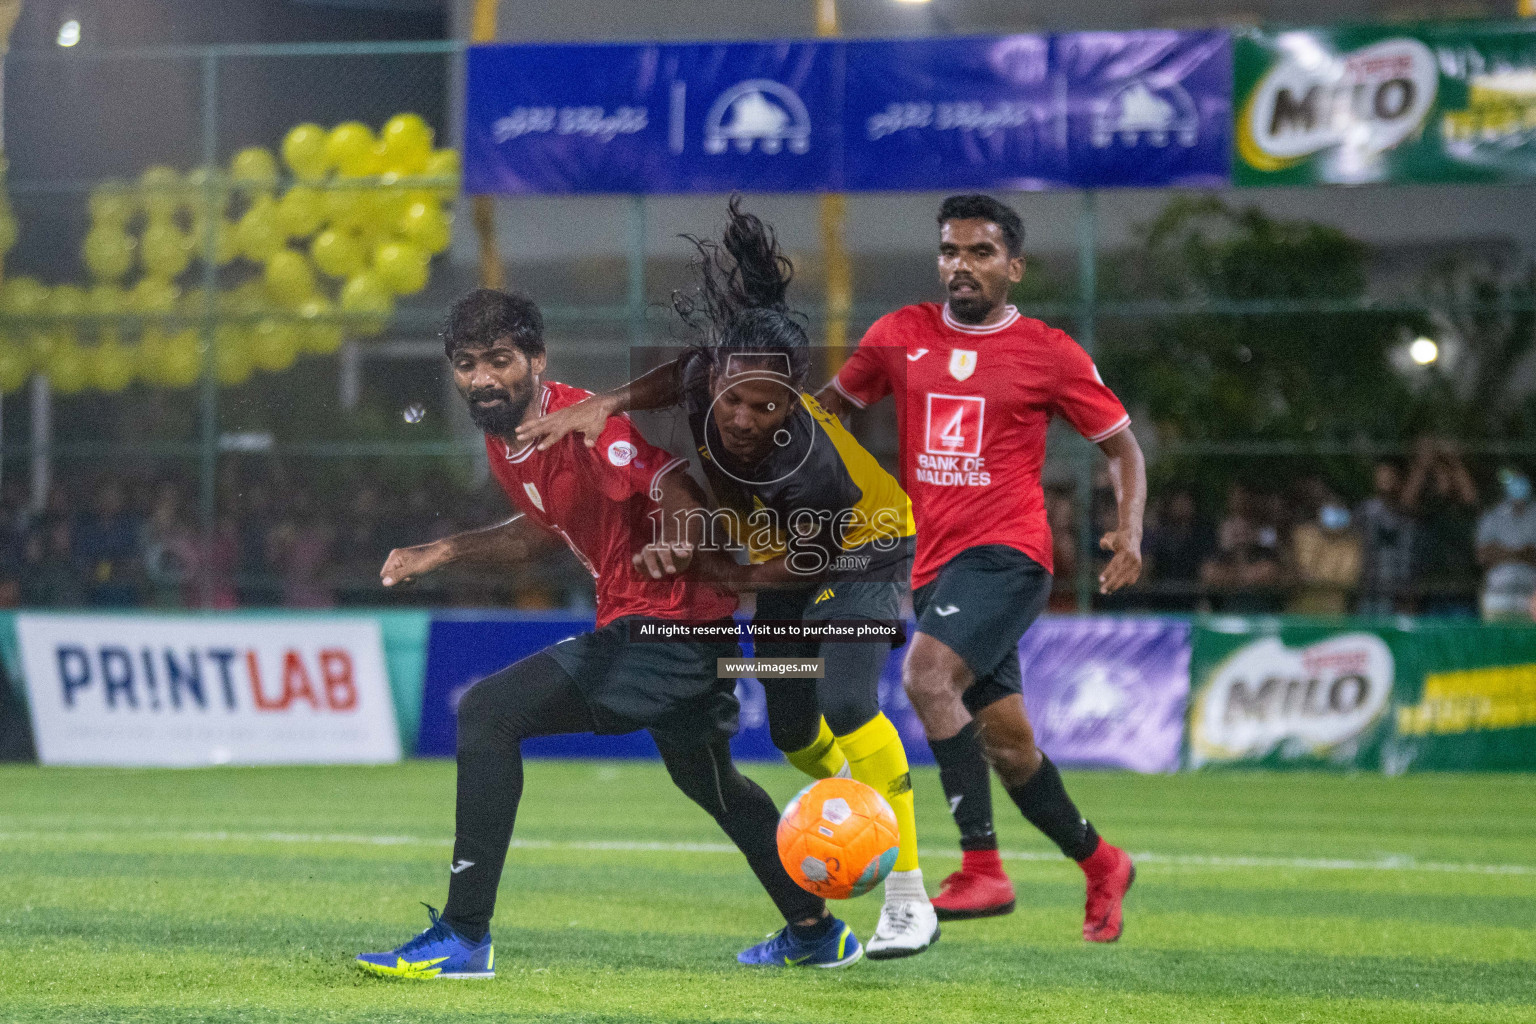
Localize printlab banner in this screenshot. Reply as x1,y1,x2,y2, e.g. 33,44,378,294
464,32,1230,194
17,614,400,766
1234,20,1536,186
416,614,1189,773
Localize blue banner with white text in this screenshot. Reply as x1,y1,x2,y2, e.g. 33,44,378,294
463,32,1231,194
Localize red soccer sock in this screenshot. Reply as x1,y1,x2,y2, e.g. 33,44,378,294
1077,837,1116,876
961,848,1007,878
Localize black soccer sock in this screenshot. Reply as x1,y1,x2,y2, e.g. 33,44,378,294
1005,753,1100,862
788,913,836,943
928,723,998,852
654,736,825,926
442,654,598,942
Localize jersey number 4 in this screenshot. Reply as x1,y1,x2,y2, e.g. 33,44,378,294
925,394,985,458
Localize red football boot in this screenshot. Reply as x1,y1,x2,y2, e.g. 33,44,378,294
1080,839,1135,942
931,850,1016,921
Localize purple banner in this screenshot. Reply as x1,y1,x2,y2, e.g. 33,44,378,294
464,32,1231,194
419,614,1189,772
1018,617,1191,773
1058,30,1232,189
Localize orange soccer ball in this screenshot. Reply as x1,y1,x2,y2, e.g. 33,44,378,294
777,777,900,899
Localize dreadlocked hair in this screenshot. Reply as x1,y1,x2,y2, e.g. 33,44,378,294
672,196,811,387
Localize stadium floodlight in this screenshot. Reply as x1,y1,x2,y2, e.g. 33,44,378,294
1409,337,1439,366
56,19,80,47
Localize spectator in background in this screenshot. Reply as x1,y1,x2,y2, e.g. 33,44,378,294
1202,485,1284,612
142,483,197,608
267,491,336,608
1404,437,1480,615
1288,489,1362,615
1475,467,1536,622
20,515,83,607
1144,489,1214,611
1045,484,1078,612
73,481,142,606
1356,461,1416,615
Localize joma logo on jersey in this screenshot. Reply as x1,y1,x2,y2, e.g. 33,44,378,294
925,394,984,458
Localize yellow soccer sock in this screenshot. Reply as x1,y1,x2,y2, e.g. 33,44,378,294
839,714,921,873
783,717,850,780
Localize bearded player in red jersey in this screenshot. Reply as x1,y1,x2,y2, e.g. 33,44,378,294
355,289,863,978
815,194,1146,943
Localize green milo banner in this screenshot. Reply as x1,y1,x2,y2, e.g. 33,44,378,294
1235,21,1536,186
1190,618,1536,772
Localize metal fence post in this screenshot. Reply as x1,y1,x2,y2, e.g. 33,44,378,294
1075,190,1098,612
197,50,221,608
627,194,646,351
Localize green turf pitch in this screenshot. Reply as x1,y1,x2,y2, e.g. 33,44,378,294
1,762,1533,1023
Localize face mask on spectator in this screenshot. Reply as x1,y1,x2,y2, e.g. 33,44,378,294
1500,469,1531,503
1319,504,1351,531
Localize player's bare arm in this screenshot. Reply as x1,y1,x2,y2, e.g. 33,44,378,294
517,360,684,450
380,516,529,587
1096,426,1146,595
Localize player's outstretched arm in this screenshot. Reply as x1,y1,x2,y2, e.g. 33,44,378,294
516,360,685,451
1096,426,1147,595
380,515,528,587
813,383,851,419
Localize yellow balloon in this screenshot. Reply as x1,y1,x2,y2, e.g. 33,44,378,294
47,283,87,319
372,174,411,226
0,205,18,256
131,277,181,315
182,165,229,219
0,342,31,393
297,296,343,354
90,339,136,392
398,200,451,254
373,241,429,296
250,318,300,373
276,185,325,238
215,326,253,386
48,343,89,394
230,147,279,196
339,271,393,336
310,228,366,278
326,122,379,178
139,165,182,220
423,149,461,202
323,180,375,231
221,279,269,318
282,123,330,181
83,226,135,282
264,249,316,307
86,284,127,318
382,113,433,175
88,182,136,226
157,329,204,388
140,218,193,280
235,198,284,261
1,276,49,314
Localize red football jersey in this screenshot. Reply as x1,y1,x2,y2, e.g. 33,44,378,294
832,302,1129,587
486,381,738,628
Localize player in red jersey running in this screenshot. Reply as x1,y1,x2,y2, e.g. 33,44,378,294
815,194,1146,943
355,289,863,978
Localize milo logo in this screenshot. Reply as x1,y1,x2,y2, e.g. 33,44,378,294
1240,37,1438,175
1192,633,1393,764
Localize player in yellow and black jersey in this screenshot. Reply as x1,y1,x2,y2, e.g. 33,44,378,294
517,198,939,960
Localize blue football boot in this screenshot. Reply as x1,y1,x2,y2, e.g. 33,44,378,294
737,917,862,968
356,904,494,979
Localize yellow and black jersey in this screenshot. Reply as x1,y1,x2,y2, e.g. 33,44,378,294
681,355,914,580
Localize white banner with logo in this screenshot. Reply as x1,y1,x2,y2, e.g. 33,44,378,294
18,615,400,766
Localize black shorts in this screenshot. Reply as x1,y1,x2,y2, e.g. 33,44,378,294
912,545,1051,715
544,616,743,745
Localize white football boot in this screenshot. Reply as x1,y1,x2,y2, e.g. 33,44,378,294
865,869,940,960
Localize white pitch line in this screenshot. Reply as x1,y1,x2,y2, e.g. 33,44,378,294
2,830,1534,877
